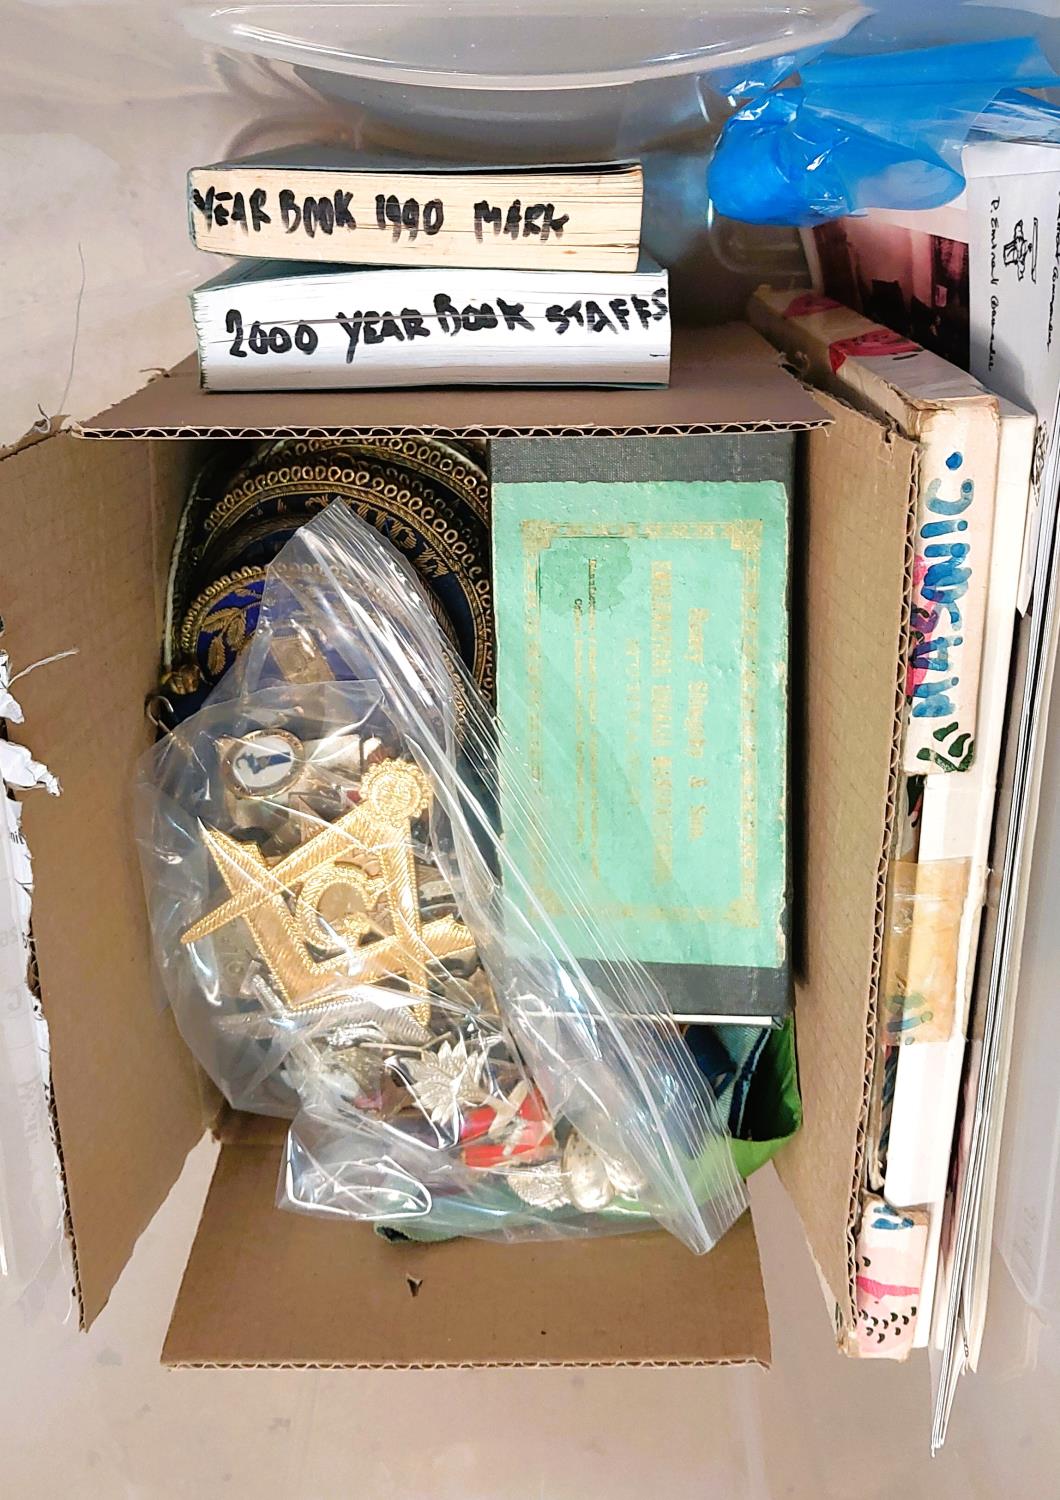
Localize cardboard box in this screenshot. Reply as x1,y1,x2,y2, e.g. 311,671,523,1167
0,325,917,1366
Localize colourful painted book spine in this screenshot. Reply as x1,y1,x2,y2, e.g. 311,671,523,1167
750,287,1001,776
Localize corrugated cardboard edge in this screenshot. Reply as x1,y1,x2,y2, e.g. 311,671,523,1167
168,1355,764,1370
828,409,916,1346
163,1145,771,1369
839,418,917,1342
0,435,209,1327
79,420,820,441
776,388,917,1335
71,327,831,442
0,416,65,462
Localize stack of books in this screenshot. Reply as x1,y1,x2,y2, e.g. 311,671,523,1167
186,150,668,391
749,281,1038,1372
797,145,1060,1427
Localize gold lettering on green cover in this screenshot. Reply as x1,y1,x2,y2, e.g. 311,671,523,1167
496,485,787,970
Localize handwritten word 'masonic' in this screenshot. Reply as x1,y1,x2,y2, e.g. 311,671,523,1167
909,466,974,720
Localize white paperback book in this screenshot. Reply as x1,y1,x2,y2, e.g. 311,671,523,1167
754,282,1038,1372
882,401,1035,1349
187,152,645,272
191,258,671,391
802,171,1051,1372
806,140,1060,612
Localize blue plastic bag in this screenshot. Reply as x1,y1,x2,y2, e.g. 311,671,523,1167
710,37,1060,226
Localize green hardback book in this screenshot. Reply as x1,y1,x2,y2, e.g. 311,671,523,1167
492,436,792,1020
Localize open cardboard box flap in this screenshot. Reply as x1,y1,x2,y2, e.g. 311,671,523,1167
779,390,916,1315
163,1146,770,1367
74,324,827,441
1,434,209,1323
1,325,915,1364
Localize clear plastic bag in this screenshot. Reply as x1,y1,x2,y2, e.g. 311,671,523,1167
182,0,867,161
135,502,746,1251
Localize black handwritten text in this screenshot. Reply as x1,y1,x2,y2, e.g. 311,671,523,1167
473,199,570,242
193,186,270,233
220,284,668,363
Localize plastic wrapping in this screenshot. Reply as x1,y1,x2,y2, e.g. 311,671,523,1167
136,503,747,1251
183,1,868,159
979,88,1060,145
175,0,868,311
710,37,1060,226
882,858,971,1048
6,2,1060,445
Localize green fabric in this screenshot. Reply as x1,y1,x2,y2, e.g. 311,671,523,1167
729,1015,802,1179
